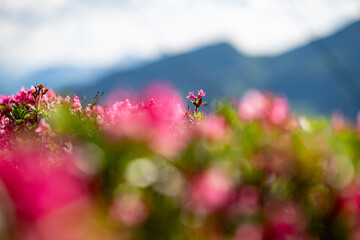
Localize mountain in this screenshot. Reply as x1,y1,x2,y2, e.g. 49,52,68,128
0,67,104,96
0,56,148,96
23,67,104,91
259,21,360,117
66,21,360,117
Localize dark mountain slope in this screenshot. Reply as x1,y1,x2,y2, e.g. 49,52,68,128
67,21,360,117
260,21,360,116
71,43,266,101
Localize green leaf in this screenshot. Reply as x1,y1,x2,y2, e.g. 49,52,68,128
27,104,37,111
12,107,21,120
23,112,31,120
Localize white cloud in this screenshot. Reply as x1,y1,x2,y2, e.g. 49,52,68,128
342,1,360,20
0,0,68,15
0,0,359,73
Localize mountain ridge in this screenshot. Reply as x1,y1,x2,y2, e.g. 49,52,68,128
66,21,360,117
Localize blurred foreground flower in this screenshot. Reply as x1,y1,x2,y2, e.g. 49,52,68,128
238,89,288,125
187,168,233,215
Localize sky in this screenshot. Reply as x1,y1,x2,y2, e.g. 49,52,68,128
0,0,360,76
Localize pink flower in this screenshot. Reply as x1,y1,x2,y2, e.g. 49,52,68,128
264,200,306,238
71,94,82,111
10,86,35,105
0,95,11,106
233,223,263,240
186,91,197,100
0,116,9,126
196,114,227,141
63,95,71,104
338,181,360,215
188,168,233,214
110,195,149,226
0,148,86,221
331,111,346,131
268,96,288,125
238,90,267,121
236,185,260,216
239,90,290,125
197,89,206,98
105,82,186,157
35,119,54,136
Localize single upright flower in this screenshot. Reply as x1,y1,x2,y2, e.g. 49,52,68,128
185,89,208,122
197,89,206,98
186,91,197,100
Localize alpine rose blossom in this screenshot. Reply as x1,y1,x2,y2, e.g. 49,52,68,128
71,94,82,111
102,83,186,157
35,119,54,136
195,114,227,141
188,168,233,214
268,96,288,125
239,90,289,125
235,185,260,216
238,90,267,121
0,149,86,221
197,89,206,98
264,200,306,239
186,91,197,100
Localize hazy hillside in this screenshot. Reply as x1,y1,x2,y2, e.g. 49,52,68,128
67,21,360,117
260,21,360,116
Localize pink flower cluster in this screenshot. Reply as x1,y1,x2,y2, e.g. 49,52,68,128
1,84,220,157
187,168,233,214
96,84,187,156
1,84,360,240
0,86,83,138
35,118,54,137
238,89,289,125
186,89,206,100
